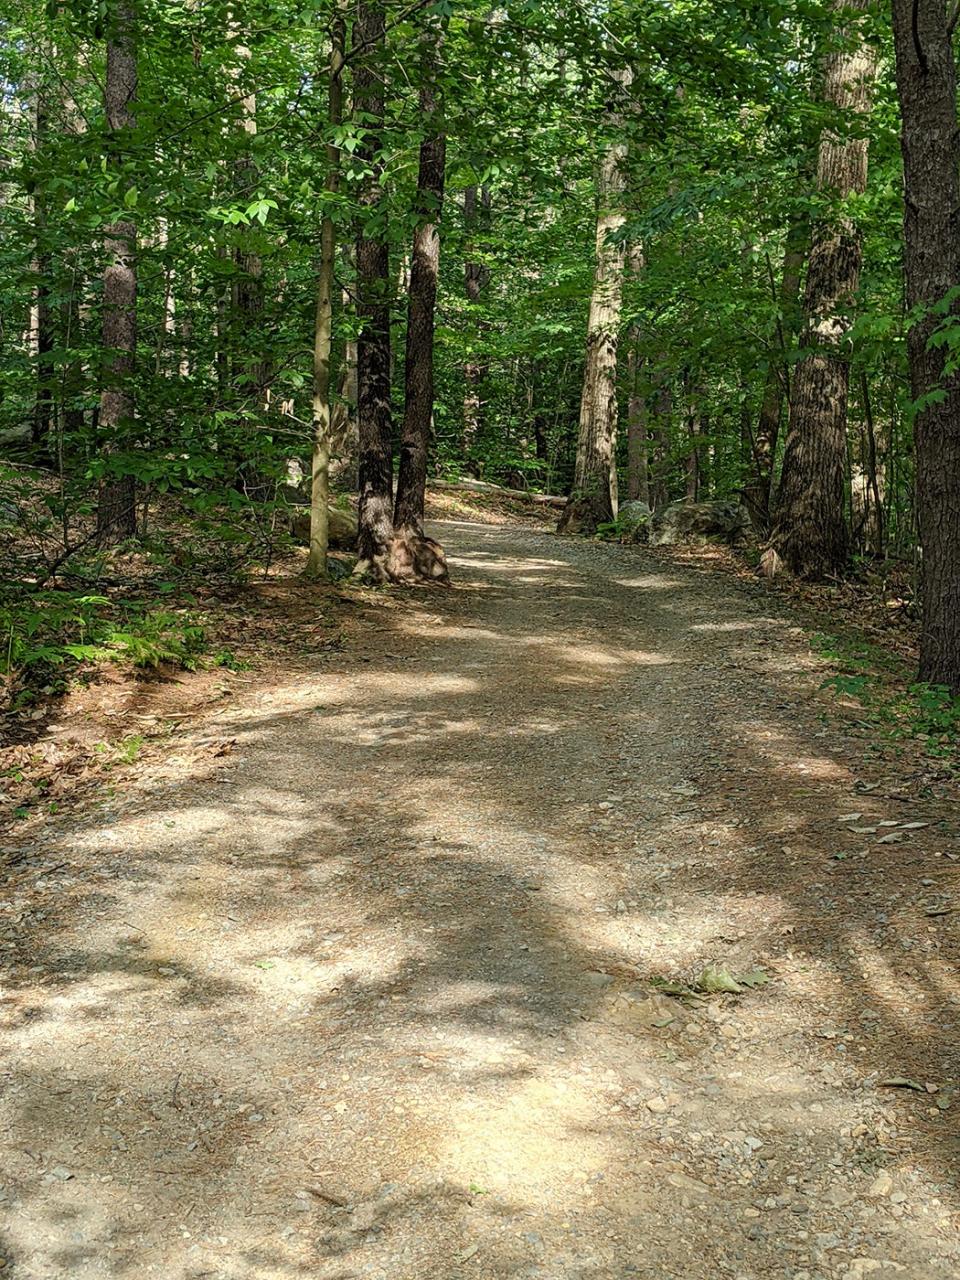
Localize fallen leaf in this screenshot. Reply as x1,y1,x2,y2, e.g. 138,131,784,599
738,967,770,989
697,964,743,995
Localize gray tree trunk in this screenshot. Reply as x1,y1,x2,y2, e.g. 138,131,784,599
96,1,138,543
771,2,876,577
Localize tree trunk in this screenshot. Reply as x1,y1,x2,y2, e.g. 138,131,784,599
230,24,268,401
891,0,960,692
648,359,671,511
96,1,138,544
625,243,648,504
331,288,358,484
744,215,807,532
392,28,449,583
462,183,490,462
684,374,701,502
626,340,648,503
771,1,875,577
558,68,631,535
32,69,53,451
305,5,346,579
354,0,395,577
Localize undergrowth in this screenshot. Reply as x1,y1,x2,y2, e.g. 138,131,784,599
0,586,218,706
812,631,960,763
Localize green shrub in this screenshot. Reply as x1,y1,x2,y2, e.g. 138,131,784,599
0,588,210,694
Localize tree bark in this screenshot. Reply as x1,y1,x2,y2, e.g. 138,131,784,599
891,0,960,692
684,373,702,502
626,341,648,503
230,21,268,400
96,0,138,544
771,1,875,577
462,183,490,462
331,284,358,483
625,244,648,504
391,27,449,582
558,68,631,535
744,215,807,532
354,0,395,576
31,67,53,450
305,5,346,579
648,358,671,511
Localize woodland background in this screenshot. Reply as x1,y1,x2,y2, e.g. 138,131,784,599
1,0,960,709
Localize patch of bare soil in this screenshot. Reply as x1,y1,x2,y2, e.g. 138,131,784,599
0,567,364,830
1,520,958,1280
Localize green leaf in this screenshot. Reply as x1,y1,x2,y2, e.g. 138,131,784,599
696,965,743,995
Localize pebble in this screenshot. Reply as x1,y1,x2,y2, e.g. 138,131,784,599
867,1171,893,1198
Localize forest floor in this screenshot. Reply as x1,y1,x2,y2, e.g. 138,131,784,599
2,514,960,1280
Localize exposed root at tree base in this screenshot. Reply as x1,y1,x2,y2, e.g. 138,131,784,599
354,529,450,585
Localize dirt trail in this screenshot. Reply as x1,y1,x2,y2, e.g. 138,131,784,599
2,521,959,1280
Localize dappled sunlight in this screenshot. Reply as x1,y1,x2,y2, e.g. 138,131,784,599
441,1072,604,1196
690,619,762,633
3,522,959,1279
732,718,854,783
614,574,686,590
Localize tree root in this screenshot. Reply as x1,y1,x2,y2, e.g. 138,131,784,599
353,530,450,585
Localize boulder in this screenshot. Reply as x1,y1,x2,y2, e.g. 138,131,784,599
617,500,653,542
290,505,358,550
649,499,752,547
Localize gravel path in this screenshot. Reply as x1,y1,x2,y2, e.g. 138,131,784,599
2,521,959,1280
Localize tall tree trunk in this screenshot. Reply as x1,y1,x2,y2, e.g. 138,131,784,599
770,2,875,577
331,281,358,484
558,68,631,535
305,5,346,579
744,214,807,532
626,341,648,503
648,359,671,510
891,0,960,692
31,68,53,450
96,1,138,543
392,27,449,582
625,243,649,504
61,82,87,438
354,0,395,576
462,183,490,463
684,374,701,502
230,22,268,401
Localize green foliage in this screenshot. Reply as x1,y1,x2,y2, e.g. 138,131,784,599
0,589,210,692
813,632,960,763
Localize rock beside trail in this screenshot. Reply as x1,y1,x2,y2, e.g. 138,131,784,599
617,500,653,542
290,505,358,550
649,499,752,547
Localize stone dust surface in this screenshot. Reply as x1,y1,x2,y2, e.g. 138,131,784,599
1,521,959,1280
